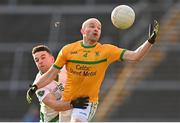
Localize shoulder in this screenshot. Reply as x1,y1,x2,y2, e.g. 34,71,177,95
60,40,82,55
101,43,119,49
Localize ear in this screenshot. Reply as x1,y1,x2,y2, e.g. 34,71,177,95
80,28,84,34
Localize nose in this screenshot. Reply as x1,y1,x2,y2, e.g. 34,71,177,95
38,59,43,65
94,27,99,32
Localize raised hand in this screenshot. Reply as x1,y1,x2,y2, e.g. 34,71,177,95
148,20,160,44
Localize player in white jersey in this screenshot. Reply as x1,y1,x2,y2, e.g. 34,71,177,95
28,45,89,122
34,67,66,122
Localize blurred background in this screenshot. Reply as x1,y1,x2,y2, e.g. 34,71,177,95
0,0,179,122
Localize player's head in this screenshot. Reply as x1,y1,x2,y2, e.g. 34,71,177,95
32,45,54,73
81,18,101,45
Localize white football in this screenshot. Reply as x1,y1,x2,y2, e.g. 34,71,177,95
111,5,135,29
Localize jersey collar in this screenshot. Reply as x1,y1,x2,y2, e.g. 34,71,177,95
80,42,97,48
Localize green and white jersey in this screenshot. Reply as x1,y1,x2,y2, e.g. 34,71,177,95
33,67,66,122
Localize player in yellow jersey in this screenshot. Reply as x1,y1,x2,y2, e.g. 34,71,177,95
26,18,159,122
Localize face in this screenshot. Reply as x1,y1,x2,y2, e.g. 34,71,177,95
81,18,101,45
33,51,54,73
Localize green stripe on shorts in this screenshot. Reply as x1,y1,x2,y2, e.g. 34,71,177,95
49,114,59,122
88,102,98,121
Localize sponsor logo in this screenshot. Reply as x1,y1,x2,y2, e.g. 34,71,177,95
69,65,96,77
95,52,100,56
70,51,78,54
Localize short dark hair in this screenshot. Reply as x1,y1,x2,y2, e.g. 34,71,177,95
32,45,52,55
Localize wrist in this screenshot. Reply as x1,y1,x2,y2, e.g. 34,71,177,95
148,39,155,44
32,84,38,91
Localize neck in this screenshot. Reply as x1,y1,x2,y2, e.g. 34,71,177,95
83,39,97,46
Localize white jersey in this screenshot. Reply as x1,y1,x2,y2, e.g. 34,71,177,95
33,67,67,122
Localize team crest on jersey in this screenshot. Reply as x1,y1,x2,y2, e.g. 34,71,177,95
95,52,100,56
38,90,45,97
58,83,64,91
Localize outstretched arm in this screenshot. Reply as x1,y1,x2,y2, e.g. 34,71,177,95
43,94,89,111
123,20,160,62
43,93,71,111
35,66,59,89
26,66,59,103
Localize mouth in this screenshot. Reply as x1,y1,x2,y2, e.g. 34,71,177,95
39,65,45,68
93,33,98,36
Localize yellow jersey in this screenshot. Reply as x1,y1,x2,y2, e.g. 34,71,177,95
53,40,126,102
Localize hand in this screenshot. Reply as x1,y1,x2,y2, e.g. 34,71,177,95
70,96,89,109
148,20,160,44
26,84,38,104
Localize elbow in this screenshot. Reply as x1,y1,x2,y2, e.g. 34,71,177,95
131,55,143,62
126,50,144,62
46,101,65,112
132,50,146,62
53,103,71,112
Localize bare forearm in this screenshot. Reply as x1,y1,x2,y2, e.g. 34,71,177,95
54,101,72,111
43,93,72,111
43,96,89,111
35,67,59,89
134,40,152,60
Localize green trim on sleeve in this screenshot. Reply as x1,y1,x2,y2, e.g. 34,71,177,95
120,49,127,61
53,64,62,70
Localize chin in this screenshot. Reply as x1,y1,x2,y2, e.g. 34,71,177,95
90,40,97,45
39,68,46,73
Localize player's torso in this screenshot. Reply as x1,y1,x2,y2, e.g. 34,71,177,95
63,41,110,102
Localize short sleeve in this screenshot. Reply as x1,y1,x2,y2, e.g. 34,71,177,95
53,46,67,70
105,44,126,64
